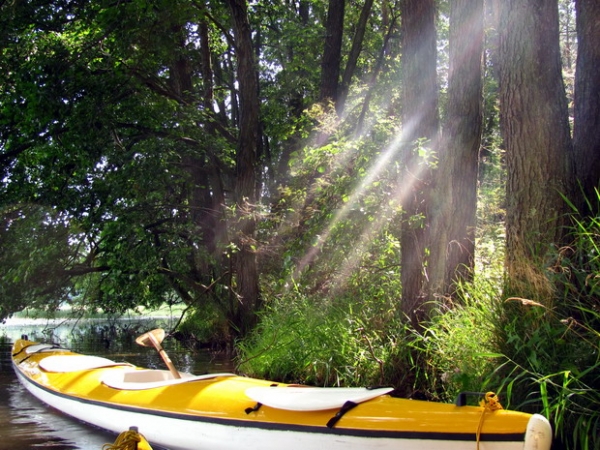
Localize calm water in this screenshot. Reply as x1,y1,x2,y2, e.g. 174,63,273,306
0,317,234,450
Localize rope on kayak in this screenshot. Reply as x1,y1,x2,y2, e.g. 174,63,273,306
476,392,503,450
102,426,153,450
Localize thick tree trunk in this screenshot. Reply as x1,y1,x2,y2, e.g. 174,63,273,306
429,0,484,297
227,0,261,337
499,0,573,296
399,0,439,326
573,0,600,215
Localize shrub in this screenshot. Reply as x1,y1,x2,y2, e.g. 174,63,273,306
236,293,397,387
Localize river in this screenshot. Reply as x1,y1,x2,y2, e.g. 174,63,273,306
0,317,235,450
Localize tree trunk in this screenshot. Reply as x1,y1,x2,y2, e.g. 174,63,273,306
338,0,374,114
227,0,261,337
499,0,574,297
429,0,484,298
319,0,345,105
399,0,439,326
169,20,223,290
573,0,600,215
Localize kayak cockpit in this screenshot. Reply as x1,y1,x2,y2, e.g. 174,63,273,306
101,369,236,390
39,355,133,372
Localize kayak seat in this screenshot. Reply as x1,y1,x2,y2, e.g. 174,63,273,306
39,355,133,373
101,369,236,390
25,344,65,354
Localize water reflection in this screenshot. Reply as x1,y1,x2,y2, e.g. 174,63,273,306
1,362,117,449
0,317,235,449
0,340,120,450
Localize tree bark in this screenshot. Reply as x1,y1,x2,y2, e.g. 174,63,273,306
499,0,574,296
227,0,261,337
429,0,484,297
573,0,600,215
319,0,345,105
169,18,224,292
338,0,374,114
399,0,439,326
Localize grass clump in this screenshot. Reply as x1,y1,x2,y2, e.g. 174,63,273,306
406,281,500,402
487,297,600,450
238,180,600,450
237,293,397,387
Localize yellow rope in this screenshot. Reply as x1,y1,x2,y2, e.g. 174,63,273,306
476,392,503,450
102,428,153,450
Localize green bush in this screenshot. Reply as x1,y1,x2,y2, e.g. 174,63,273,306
178,303,229,345
236,293,397,387
407,280,500,402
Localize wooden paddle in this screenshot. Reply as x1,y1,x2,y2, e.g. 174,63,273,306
135,328,181,379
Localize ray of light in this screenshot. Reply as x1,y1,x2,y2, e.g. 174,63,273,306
284,114,426,288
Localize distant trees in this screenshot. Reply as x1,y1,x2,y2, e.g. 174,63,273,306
0,0,266,334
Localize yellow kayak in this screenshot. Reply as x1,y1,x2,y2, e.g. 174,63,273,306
12,337,552,450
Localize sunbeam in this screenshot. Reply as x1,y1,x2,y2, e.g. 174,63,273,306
330,125,441,292
280,113,428,291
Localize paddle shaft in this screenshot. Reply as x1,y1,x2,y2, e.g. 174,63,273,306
147,331,181,379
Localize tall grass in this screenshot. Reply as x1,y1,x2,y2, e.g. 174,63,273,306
236,293,399,386
487,298,600,450
405,279,500,402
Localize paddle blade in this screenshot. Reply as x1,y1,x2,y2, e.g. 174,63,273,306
135,329,166,348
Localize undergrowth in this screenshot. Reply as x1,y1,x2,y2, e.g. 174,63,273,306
236,294,399,387
485,204,600,450
238,189,600,449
